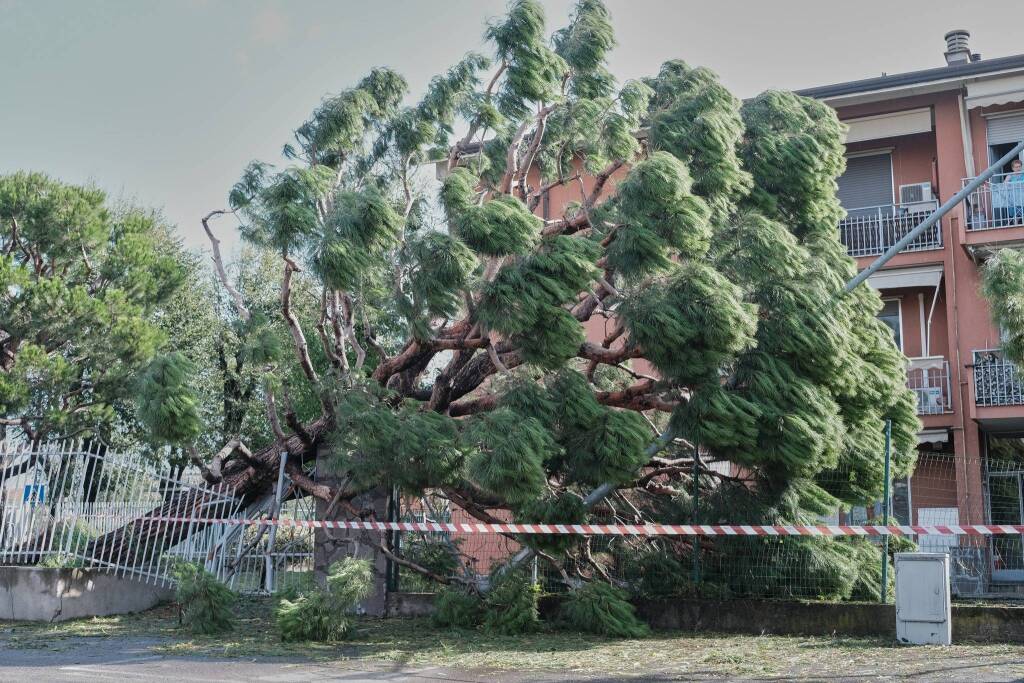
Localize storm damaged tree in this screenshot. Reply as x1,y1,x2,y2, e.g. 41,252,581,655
129,0,919,595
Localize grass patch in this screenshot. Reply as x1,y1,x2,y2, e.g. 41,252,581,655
3,598,1024,679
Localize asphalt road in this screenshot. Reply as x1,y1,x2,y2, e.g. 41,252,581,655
0,637,611,683
5,632,1024,682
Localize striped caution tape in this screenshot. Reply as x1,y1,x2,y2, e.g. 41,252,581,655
131,517,1024,537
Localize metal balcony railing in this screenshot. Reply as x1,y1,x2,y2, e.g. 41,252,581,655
907,356,952,415
963,173,1024,231
837,201,942,257
974,349,1024,407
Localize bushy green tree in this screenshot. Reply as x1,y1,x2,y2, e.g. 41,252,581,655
982,248,1024,365
101,0,918,595
0,173,191,444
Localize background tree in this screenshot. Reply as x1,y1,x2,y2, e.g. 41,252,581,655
120,0,917,594
982,248,1024,366
0,173,197,446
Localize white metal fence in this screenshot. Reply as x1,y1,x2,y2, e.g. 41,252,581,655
838,201,942,258
964,173,1024,231
0,440,315,593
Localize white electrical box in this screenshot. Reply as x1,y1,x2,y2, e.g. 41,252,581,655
895,552,951,645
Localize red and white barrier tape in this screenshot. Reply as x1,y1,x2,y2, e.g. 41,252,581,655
131,517,1024,537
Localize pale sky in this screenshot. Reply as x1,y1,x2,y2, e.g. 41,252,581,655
3,0,1023,253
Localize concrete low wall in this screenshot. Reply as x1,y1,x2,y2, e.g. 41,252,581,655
635,597,896,638
387,591,436,617
634,597,1024,643
0,567,173,622
389,592,1024,643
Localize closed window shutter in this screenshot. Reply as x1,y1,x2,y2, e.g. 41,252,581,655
837,153,893,211
987,114,1024,146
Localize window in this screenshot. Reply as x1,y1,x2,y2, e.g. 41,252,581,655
837,152,894,214
987,112,1024,170
878,298,902,350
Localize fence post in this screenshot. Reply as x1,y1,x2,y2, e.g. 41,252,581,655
692,442,701,586
265,451,288,594
385,485,399,593
881,419,892,603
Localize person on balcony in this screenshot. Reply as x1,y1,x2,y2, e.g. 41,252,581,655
996,158,1024,226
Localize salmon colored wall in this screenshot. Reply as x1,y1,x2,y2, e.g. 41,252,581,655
968,102,1024,175
846,131,936,204
524,158,628,222
883,286,949,360
909,456,958,522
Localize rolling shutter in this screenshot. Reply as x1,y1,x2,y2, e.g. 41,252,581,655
837,153,893,211
987,113,1024,146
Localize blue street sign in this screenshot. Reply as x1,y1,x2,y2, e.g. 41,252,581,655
23,484,45,504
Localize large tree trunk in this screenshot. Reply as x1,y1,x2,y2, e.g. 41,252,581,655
85,417,333,565
313,448,390,615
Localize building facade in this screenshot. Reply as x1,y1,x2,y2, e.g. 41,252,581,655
798,31,1024,584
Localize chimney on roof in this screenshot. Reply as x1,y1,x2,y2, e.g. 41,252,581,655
944,29,972,66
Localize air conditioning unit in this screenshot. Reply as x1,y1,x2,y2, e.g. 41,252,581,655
899,182,936,213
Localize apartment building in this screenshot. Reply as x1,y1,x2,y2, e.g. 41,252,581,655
797,30,1024,583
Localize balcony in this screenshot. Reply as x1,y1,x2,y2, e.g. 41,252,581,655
974,349,1024,407
964,174,1024,232
907,356,952,415
838,201,942,258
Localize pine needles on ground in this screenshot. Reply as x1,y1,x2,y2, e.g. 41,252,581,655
483,571,541,635
560,581,650,638
432,586,483,629
171,561,236,635
275,557,373,642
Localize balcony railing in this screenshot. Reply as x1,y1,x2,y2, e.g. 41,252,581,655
974,349,1024,407
838,201,942,258
963,173,1024,231
907,356,952,415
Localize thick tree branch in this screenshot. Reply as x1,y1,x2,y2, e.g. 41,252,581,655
280,258,320,386
578,341,641,365
594,380,676,412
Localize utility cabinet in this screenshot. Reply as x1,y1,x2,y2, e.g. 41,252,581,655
895,552,951,645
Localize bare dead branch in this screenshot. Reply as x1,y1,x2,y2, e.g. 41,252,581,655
201,210,250,322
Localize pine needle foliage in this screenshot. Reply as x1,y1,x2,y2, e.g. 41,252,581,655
406,231,478,320
464,409,551,506
560,581,650,638
982,248,1024,366
171,562,236,635
442,169,540,257
486,0,566,118
647,61,752,219
478,236,600,337
333,388,465,492
432,586,484,629
607,151,711,279
136,351,203,446
276,558,373,642
620,262,756,385
483,571,541,635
